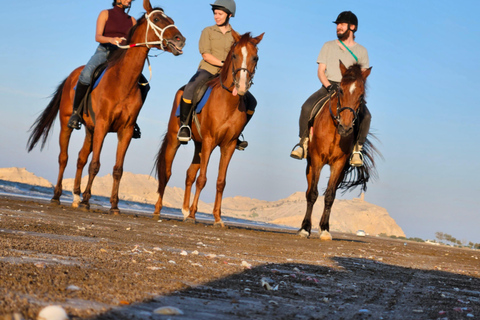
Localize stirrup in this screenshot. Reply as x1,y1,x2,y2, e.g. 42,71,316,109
350,151,364,167
177,125,191,143
133,123,141,139
67,113,82,130
290,143,306,160
236,134,248,151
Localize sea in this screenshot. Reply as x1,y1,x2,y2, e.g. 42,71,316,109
0,179,295,233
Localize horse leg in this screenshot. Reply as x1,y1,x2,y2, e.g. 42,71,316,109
188,141,214,221
299,158,323,237
72,129,93,208
81,125,108,210
182,141,201,222
153,131,180,217
211,143,236,227
109,130,134,215
52,124,74,205
319,161,347,241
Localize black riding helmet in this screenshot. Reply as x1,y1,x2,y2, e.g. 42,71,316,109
333,11,358,32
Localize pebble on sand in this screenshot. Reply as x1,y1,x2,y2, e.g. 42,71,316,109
153,306,184,315
37,305,69,320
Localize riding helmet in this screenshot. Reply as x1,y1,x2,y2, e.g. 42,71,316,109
210,0,236,17
333,11,358,31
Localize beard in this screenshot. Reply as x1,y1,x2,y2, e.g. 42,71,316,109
336,29,350,41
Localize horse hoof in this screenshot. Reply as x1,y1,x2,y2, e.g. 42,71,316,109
50,199,60,206
320,231,332,241
78,203,90,211
213,221,225,228
298,229,310,238
110,209,120,215
184,217,196,224
181,208,190,219
152,213,161,221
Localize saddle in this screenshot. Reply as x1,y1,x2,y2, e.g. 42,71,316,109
76,63,150,125
175,74,218,117
307,92,336,129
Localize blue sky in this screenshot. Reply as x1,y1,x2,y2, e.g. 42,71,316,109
1,0,479,243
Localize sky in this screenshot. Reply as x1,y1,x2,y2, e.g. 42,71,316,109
1,0,479,243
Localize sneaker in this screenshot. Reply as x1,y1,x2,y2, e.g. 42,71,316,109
350,151,364,167
177,125,191,142
236,139,248,151
67,113,82,130
290,137,308,160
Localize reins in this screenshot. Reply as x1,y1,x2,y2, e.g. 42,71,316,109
116,9,178,85
220,42,257,93
329,89,358,125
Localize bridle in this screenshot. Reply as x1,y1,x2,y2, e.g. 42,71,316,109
329,87,360,126
116,10,178,50
221,42,257,93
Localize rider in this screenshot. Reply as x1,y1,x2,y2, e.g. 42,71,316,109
290,11,371,166
68,0,143,139
177,0,256,150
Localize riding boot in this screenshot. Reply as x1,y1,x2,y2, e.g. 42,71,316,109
350,143,364,167
177,97,193,143
236,112,253,151
133,123,141,139
68,82,89,130
290,136,309,160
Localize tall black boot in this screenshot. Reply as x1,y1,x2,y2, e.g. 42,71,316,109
68,82,89,130
177,97,193,143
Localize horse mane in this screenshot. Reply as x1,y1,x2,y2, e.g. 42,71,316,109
107,8,164,66
209,32,255,88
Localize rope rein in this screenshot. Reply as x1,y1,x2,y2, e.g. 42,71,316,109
115,10,177,85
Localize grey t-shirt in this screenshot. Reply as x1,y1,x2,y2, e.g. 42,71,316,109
317,40,369,82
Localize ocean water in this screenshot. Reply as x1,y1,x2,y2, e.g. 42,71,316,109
0,179,295,233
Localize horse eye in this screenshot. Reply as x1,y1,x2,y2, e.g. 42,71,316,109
253,56,259,62
232,54,237,59
154,18,159,23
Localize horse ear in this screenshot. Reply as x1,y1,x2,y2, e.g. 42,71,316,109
362,66,372,79
251,32,265,45
232,29,241,42
143,0,153,13
339,60,347,75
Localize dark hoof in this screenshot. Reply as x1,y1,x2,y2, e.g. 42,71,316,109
213,221,225,228
50,199,61,206
79,203,90,211
110,208,120,215
184,217,196,224
152,213,160,221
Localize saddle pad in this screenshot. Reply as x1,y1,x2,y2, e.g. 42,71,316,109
175,87,213,117
74,69,106,91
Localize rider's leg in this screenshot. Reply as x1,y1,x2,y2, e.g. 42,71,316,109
350,105,371,167
291,87,328,159
236,92,257,151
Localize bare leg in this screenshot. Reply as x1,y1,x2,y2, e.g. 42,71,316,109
183,141,201,221
72,129,93,208
188,139,214,220
211,142,236,226
52,124,74,204
299,156,323,237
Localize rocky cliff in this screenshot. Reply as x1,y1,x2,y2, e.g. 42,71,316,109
0,167,405,237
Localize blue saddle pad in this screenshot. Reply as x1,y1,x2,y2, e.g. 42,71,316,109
74,69,106,91
175,87,213,117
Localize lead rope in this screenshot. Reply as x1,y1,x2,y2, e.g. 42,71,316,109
115,10,177,85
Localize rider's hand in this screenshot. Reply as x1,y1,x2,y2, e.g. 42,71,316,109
326,83,339,93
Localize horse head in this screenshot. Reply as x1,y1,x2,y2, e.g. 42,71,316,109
139,0,185,55
222,31,264,96
334,61,371,137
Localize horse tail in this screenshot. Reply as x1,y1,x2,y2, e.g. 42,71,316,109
27,78,67,152
154,132,169,193
337,133,383,194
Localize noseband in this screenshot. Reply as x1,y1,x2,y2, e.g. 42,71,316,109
329,88,358,126
221,42,257,93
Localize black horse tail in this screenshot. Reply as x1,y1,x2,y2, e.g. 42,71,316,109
27,78,67,152
154,132,169,194
337,133,383,194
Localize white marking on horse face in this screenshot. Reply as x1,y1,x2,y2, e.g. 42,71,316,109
238,46,248,93
349,82,356,95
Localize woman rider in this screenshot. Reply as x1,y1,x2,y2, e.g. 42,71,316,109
68,0,143,138
177,0,255,150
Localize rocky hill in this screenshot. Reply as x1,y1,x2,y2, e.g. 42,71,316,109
0,167,405,237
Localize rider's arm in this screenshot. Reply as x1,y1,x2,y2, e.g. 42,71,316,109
94,10,126,45
202,53,223,67
317,63,331,88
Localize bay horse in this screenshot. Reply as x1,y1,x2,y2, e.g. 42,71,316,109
26,0,185,214
153,31,264,226
298,61,378,241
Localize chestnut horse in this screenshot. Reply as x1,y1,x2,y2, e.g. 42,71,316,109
298,62,379,241
27,0,185,214
154,31,264,226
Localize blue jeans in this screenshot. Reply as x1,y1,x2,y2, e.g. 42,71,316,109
78,44,110,85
